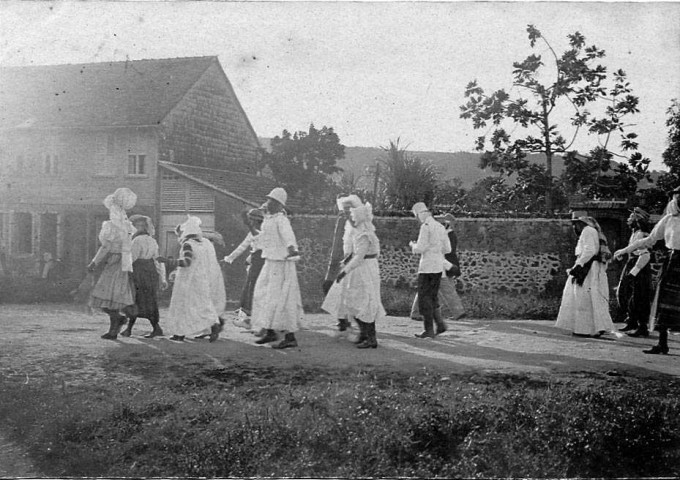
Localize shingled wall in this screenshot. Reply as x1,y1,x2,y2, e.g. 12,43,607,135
159,62,261,173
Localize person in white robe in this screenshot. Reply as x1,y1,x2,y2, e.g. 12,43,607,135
250,188,304,349
322,201,385,348
159,216,225,342
555,215,615,337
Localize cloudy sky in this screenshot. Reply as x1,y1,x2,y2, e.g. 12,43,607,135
1,1,679,170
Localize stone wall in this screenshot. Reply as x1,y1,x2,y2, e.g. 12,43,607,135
291,215,579,311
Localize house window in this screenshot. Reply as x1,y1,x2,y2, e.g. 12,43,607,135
128,154,146,175
44,154,58,174
14,212,33,254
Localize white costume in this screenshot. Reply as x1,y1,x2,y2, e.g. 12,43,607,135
250,211,305,333
322,203,385,325
166,216,225,337
555,222,615,335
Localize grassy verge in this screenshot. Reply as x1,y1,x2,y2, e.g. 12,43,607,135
1,357,679,478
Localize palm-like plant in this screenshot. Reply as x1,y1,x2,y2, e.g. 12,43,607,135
379,139,439,211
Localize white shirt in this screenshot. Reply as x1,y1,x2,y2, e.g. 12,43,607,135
631,214,680,251
411,216,452,274
254,212,298,261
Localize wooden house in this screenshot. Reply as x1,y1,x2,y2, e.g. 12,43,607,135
0,56,273,277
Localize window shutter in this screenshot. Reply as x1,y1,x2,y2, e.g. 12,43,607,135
188,183,215,212
161,177,188,211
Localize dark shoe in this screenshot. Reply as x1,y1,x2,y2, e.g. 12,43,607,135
353,319,368,344
619,324,637,332
272,333,298,349
357,322,378,349
416,317,435,338
643,345,669,355
628,329,649,338
209,319,224,343
255,329,278,344
144,325,164,338
120,327,133,337
101,332,117,340
169,335,185,342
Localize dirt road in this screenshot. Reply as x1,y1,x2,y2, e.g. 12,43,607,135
1,303,678,382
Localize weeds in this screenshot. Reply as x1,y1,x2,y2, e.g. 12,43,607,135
1,365,679,478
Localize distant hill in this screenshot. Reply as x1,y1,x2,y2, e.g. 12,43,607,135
258,138,662,190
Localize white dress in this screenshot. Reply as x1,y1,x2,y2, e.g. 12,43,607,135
555,226,615,335
166,238,221,337
322,229,385,324
250,213,305,333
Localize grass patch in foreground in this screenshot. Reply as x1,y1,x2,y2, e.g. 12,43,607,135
1,365,679,478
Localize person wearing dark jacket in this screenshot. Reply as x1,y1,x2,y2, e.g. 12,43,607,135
615,207,652,337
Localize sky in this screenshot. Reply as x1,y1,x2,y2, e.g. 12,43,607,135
1,1,679,170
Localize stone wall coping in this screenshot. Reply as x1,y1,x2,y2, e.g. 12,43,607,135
291,214,572,223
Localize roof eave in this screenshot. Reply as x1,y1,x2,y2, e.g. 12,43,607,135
159,161,260,207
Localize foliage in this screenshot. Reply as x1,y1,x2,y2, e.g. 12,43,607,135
265,124,345,208
460,25,650,211
662,98,680,176
377,139,439,210
630,99,680,213
2,362,679,478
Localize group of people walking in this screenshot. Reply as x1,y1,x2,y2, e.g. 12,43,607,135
84,186,465,350
85,184,678,356
555,186,680,355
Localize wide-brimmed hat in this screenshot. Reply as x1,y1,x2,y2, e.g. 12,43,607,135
266,187,288,207
411,202,429,216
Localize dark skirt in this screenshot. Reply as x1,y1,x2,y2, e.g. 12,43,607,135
654,251,680,331
131,258,160,320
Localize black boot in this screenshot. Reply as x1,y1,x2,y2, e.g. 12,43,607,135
120,317,136,337
144,317,164,338
101,312,126,340
619,318,637,332
255,329,278,344
209,318,225,343
433,307,447,335
628,326,649,338
416,316,435,338
353,319,368,344
643,327,669,354
272,332,298,349
357,322,377,349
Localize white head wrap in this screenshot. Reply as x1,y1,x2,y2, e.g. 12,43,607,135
350,202,376,233
336,194,363,212
102,188,137,272
178,215,203,242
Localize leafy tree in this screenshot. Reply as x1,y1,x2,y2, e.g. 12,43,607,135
265,124,345,208
377,139,439,211
460,25,650,211
662,98,680,176
636,99,680,213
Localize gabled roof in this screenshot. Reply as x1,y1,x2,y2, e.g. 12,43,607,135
0,56,217,129
160,161,278,208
